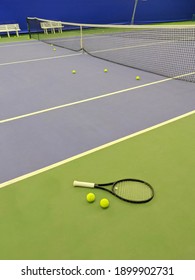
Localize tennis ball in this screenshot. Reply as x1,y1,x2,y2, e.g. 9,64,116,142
100,198,109,209
53,48,56,51
104,68,108,73
72,70,76,74
86,193,95,203
136,76,140,80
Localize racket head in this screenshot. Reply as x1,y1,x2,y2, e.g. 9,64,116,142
111,179,154,203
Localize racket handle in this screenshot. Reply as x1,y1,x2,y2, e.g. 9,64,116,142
73,180,95,188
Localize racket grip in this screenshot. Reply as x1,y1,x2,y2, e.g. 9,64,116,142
73,180,95,188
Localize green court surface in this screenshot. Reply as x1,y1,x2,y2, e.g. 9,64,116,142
0,113,195,260
0,21,194,44
0,34,30,43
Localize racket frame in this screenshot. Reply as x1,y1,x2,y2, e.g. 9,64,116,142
74,178,154,203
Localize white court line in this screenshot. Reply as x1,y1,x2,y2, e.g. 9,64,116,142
0,52,82,67
0,40,42,48
1,71,195,124
41,36,168,52
91,40,169,54
0,110,194,189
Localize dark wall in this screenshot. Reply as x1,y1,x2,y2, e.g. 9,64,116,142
0,0,194,32
135,0,195,23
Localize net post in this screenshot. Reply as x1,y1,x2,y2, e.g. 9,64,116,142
26,17,31,39
80,25,83,51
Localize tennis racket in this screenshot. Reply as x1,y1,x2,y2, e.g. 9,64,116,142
73,178,154,203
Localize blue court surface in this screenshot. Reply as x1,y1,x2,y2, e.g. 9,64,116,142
0,40,195,184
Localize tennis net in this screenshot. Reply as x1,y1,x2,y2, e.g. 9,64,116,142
27,17,195,83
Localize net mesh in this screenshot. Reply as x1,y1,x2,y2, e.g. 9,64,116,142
27,17,195,83
113,180,153,202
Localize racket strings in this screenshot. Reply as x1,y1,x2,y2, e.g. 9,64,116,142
114,180,153,202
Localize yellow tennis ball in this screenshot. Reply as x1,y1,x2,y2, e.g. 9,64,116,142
86,193,95,203
136,76,140,80
100,198,109,209
104,68,108,73
53,48,56,51
72,70,76,74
